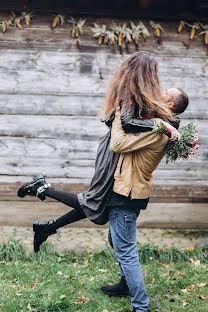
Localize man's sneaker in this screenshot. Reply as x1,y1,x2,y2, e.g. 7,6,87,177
101,277,130,296
17,174,50,201
33,220,57,253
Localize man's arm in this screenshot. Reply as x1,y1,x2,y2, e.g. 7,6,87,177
110,108,168,153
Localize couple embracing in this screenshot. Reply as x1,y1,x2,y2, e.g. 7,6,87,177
17,51,188,312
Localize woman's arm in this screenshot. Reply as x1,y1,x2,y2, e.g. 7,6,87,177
120,101,156,133
120,100,180,140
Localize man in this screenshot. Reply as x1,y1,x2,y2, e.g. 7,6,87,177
101,88,189,312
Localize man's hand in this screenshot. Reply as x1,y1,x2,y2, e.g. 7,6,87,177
160,120,181,141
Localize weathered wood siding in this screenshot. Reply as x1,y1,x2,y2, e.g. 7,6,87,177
0,14,207,201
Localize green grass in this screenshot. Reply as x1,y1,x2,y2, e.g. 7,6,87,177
0,239,208,312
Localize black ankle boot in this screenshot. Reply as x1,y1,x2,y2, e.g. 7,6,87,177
101,276,129,296
33,220,57,253
17,174,50,201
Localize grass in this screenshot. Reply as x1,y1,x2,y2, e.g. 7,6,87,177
0,239,207,312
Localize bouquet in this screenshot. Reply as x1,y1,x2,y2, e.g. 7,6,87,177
154,122,199,164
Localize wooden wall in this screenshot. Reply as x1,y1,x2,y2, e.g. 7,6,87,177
0,14,207,202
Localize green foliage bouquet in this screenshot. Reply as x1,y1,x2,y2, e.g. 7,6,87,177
154,122,199,164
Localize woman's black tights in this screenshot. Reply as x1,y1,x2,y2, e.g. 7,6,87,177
44,188,87,229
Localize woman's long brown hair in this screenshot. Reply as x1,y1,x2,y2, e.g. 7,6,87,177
100,51,175,121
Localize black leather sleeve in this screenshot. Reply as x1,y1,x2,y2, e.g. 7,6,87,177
120,104,156,133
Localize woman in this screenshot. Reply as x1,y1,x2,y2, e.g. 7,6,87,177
17,51,180,253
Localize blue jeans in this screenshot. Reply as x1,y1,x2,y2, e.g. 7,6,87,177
108,206,150,312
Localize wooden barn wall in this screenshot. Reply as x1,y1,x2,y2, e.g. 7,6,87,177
0,14,207,202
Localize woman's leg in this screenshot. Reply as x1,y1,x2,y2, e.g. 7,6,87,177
33,189,87,252
43,188,87,229
44,188,81,209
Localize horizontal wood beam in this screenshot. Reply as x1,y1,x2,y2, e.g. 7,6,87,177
0,6,207,21
1,183,207,203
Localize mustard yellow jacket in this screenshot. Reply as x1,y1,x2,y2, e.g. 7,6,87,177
110,108,169,199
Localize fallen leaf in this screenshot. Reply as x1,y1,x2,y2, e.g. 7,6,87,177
60,295,67,299
98,269,107,273
57,271,63,276
73,263,79,269
30,283,35,289
180,299,188,307
16,293,23,296
89,277,95,281
189,247,194,252
190,258,201,267
74,296,90,303
198,296,208,300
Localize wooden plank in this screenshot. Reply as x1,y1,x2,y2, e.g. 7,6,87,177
0,21,206,57
0,115,108,139
0,50,207,79
0,137,99,158
0,93,207,119
0,155,207,179
0,137,206,160
0,69,206,99
0,67,207,97
0,115,207,138
0,183,207,203
0,174,207,185
0,93,104,116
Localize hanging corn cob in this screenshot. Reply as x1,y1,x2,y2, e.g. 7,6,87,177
186,22,200,40
0,19,13,33
178,20,186,33
110,23,127,46
199,24,208,44
51,15,65,29
104,30,117,46
130,21,143,45
91,23,107,45
21,12,33,26
10,12,24,29
68,17,86,37
150,20,164,37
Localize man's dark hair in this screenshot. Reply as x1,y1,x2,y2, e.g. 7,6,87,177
173,88,189,114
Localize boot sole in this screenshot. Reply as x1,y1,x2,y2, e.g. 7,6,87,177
33,221,57,253
17,174,45,198
33,221,40,253
101,289,130,297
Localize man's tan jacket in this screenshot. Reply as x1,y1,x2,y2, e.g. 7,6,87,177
110,108,169,199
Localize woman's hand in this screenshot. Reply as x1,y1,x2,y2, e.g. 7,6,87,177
160,120,181,141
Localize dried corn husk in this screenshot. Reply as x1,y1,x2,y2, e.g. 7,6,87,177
111,23,127,46
199,24,208,44
91,23,107,45
186,22,200,40
130,21,143,44
68,17,86,38
104,30,117,45
150,20,164,37
51,15,65,29
15,18,23,29
21,12,33,26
